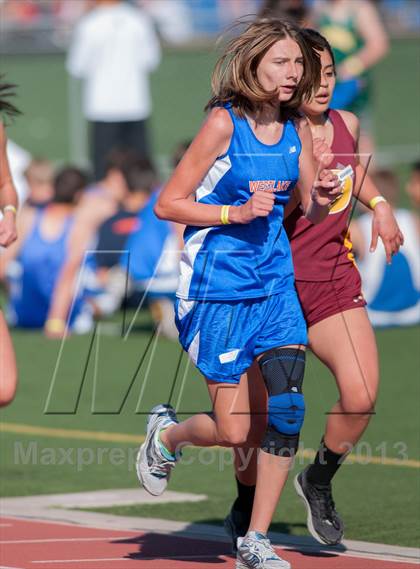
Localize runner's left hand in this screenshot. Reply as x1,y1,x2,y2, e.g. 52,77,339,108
370,201,404,264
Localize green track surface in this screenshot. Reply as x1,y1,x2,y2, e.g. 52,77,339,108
1,320,419,547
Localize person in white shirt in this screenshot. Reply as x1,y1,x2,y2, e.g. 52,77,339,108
67,0,161,180
6,139,31,206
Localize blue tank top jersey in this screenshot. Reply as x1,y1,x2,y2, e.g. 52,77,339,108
177,105,301,301
8,209,81,328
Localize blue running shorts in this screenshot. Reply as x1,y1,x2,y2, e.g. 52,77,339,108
175,290,307,383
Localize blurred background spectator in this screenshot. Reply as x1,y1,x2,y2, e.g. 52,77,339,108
312,0,389,114
23,158,54,209
1,0,419,46
258,0,308,24
93,148,186,339
77,149,133,231
406,161,420,209
5,139,31,204
311,0,390,166
66,0,161,180
2,166,93,334
93,155,158,289
351,165,420,327
138,0,194,45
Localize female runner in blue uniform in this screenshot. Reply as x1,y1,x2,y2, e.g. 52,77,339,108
0,80,20,406
224,28,403,555
137,19,341,569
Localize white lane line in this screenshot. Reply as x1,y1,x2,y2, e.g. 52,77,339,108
284,547,420,566
30,552,420,566
1,536,134,544
29,551,420,566
32,560,131,565
0,565,26,569
32,555,231,564
0,524,13,527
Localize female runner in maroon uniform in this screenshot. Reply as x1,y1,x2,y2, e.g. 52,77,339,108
224,29,403,550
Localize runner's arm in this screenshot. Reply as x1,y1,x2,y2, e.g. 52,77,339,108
154,108,234,226
45,219,95,337
0,123,18,249
294,118,341,224
155,108,276,226
340,110,404,262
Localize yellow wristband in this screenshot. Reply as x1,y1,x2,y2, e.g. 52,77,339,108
369,196,387,210
45,318,66,333
220,205,230,225
3,205,17,215
343,55,365,77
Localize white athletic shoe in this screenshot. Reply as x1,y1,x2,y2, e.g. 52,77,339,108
236,532,291,569
136,404,179,496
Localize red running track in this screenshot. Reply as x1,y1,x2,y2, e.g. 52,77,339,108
0,517,418,569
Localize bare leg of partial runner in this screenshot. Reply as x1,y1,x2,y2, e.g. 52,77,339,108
292,306,379,546
0,311,18,406
308,307,379,454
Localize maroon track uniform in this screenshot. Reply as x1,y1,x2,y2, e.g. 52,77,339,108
284,109,366,327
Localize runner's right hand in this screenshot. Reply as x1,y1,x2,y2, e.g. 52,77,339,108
232,191,275,224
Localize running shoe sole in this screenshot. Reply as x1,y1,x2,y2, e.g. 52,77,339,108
236,556,291,568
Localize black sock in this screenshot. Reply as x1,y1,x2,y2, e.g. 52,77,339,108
233,476,255,514
306,439,348,486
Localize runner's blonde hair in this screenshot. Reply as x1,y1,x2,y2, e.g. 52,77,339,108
206,18,320,119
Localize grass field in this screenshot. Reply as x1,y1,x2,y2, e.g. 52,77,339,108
1,311,419,548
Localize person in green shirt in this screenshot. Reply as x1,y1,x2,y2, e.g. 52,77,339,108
312,0,389,166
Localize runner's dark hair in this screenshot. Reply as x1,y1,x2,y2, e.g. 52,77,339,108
0,76,21,122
